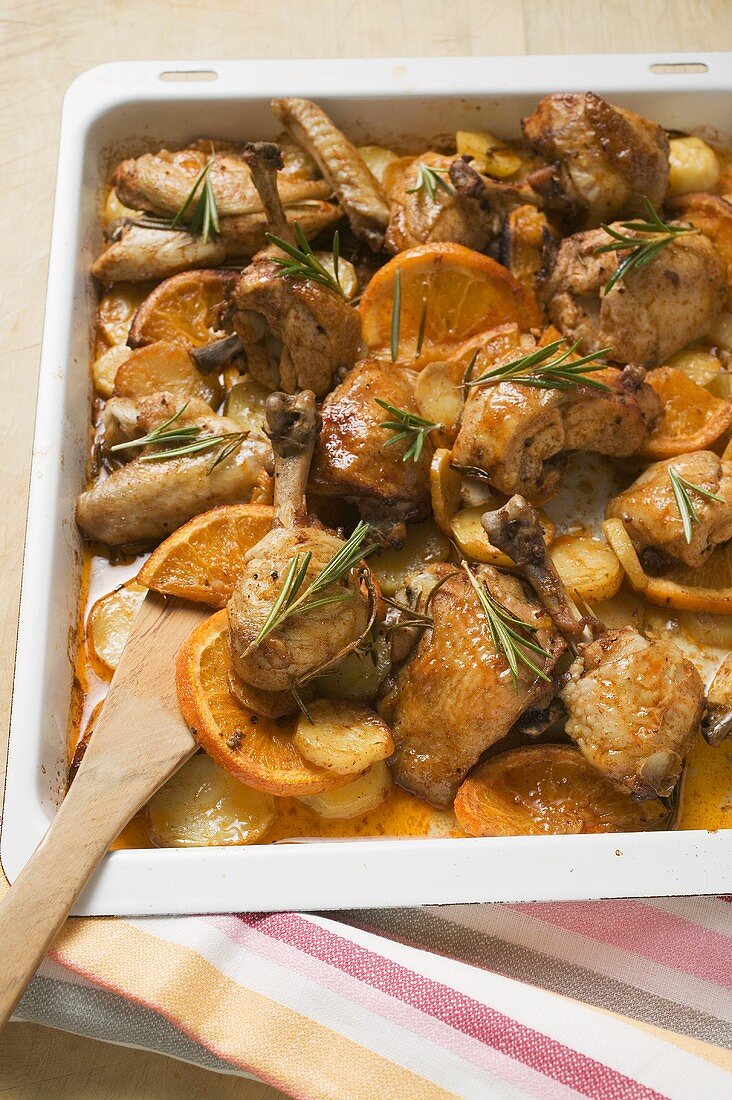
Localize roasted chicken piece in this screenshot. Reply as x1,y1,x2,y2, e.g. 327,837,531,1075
378,562,565,807
272,98,390,250
383,153,493,254
230,142,360,398
92,203,341,283
310,360,432,546
76,395,272,547
522,92,669,228
542,222,727,367
228,391,372,693
606,451,732,570
452,325,660,501
483,495,704,799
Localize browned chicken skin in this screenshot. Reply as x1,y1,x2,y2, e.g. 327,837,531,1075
542,223,727,367
522,92,669,228
378,562,565,808
452,326,660,501
76,398,272,547
606,451,732,570
310,360,433,546
484,495,704,800
230,143,360,398
272,98,390,250
228,392,371,693
384,153,492,255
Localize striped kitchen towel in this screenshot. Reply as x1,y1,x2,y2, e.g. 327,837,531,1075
11,895,732,1099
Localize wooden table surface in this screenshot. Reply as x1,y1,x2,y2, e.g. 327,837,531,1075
1,2,730,1096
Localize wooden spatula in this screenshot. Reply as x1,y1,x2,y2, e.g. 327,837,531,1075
0,591,207,1029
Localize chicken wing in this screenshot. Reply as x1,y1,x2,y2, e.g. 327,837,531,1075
522,92,669,228
228,392,372,692
542,223,727,367
378,563,565,807
606,451,732,570
452,326,660,501
76,399,272,547
484,495,704,799
272,98,390,250
230,143,360,397
309,360,432,546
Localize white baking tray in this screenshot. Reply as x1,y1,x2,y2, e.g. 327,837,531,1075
3,54,732,915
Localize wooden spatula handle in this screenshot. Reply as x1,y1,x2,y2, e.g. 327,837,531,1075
0,593,202,1029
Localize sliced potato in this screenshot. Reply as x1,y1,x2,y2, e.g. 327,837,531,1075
357,145,399,186
224,374,270,435
371,519,451,597
298,760,392,819
414,361,464,434
668,136,721,196
549,533,623,603
453,505,555,567
113,341,222,408
676,609,732,649
148,752,276,847
97,283,151,349
294,698,393,775
455,130,522,179
312,634,392,704
430,448,462,536
454,746,670,837
665,347,722,389
92,344,132,398
602,519,649,593
86,580,146,678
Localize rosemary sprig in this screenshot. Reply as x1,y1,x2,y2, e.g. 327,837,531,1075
466,338,613,393
391,268,402,363
406,163,453,202
140,432,247,467
381,596,433,632
461,563,551,689
266,224,346,297
376,399,439,463
415,293,428,358
596,196,698,294
244,521,376,655
109,402,199,453
668,465,724,544
171,158,220,243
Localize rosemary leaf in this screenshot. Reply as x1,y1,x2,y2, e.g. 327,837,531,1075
467,338,613,393
376,399,439,463
406,163,453,202
266,224,345,297
391,268,402,363
596,196,698,294
415,293,428,358
171,159,220,244
668,465,724,544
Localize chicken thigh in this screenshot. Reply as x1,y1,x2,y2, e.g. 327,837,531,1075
378,563,565,807
522,92,669,228
452,326,660,501
483,495,704,799
310,360,433,546
542,223,727,367
383,153,492,254
606,451,732,570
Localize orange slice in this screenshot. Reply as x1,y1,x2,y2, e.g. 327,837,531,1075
176,610,350,795
454,746,670,836
128,269,239,349
641,366,732,459
359,242,542,369
139,503,273,608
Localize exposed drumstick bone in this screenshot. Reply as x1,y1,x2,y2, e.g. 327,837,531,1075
242,141,295,245
266,390,319,528
481,494,602,639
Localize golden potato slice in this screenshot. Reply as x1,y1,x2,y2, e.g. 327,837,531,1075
357,145,399,186
430,448,462,536
665,347,723,389
549,533,623,603
298,760,392,819
92,344,132,398
113,341,222,408
97,283,151,350
452,505,555,567
371,519,451,597
414,361,464,435
224,374,269,435
454,746,671,837
86,581,146,678
148,752,276,847
455,131,522,179
668,136,721,196
602,519,649,593
676,609,732,649
293,699,394,775
312,634,392,704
